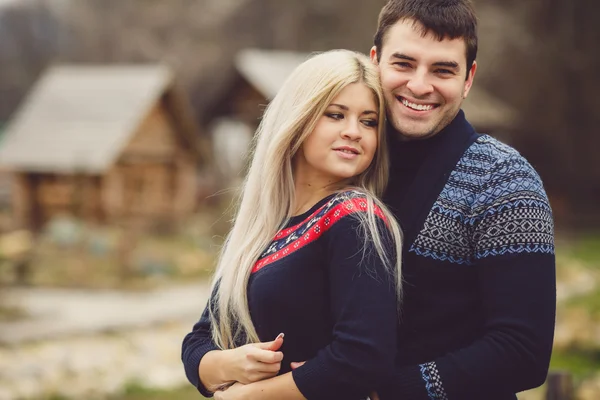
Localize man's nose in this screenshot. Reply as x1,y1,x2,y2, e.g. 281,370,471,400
406,70,434,97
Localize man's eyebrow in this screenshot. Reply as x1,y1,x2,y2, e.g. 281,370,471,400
390,53,416,62
433,61,460,69
390,53,460,70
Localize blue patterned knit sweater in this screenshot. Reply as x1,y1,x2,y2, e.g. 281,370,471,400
379,110,556,400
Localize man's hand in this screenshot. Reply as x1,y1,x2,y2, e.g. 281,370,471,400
214,382,248,400
224,333,285,384
290,360,305,370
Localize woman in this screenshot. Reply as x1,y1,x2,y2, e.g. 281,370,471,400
182,50,402,400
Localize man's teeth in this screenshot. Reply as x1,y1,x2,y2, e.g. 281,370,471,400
401,98,434,111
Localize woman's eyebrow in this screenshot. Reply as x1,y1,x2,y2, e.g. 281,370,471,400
329,103,348,110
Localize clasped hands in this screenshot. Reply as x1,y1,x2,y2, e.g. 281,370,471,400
213,333,291,399
213,333,380,400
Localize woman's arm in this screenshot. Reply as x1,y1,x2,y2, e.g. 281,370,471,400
182,302,285,395
200,336,285,391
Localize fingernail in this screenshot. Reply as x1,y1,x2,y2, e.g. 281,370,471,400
276,332,285,340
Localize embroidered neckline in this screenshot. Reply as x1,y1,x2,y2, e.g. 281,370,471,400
252,191,385,273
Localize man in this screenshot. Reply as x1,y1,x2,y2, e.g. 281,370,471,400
369,0,556,398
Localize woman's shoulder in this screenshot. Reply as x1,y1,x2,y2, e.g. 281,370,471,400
323,189,387,225
332,188,368,201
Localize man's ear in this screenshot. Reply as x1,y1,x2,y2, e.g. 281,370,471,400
463,60,477,98
370,46,379,65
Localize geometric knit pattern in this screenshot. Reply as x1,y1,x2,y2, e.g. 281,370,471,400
252,190,385,273
411,135,555,265
419,362,449,400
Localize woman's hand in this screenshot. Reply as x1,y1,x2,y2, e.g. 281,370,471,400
224,333,285,384
200,333,284,392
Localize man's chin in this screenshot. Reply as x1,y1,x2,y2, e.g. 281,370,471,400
392,122,437,141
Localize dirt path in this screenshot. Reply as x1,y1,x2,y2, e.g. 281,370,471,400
0,282,211,344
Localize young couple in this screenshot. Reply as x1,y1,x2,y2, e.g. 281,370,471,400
182,0,556,399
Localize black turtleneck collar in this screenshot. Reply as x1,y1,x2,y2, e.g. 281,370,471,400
386,110,473,175
383,110,479,246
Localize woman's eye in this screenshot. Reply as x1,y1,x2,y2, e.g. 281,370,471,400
326,113,344,120
362,119,378,128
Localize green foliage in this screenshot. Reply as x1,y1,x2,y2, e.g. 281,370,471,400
116,383,206,400
568,288,600,317
568,233,600,268
550,347,600,381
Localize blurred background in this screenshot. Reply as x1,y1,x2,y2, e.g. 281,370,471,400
0,0,598,399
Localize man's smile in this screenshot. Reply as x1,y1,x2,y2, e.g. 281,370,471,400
396,96,440,112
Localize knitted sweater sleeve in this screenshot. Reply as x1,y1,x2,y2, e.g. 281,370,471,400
378,155,556,399
292,211,399,400
181,291,220,397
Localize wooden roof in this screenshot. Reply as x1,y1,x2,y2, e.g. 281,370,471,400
0,65,201,173
235,48,516,131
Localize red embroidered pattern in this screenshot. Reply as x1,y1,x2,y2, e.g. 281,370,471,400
252,198,386,273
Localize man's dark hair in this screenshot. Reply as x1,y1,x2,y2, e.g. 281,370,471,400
374,0,478,78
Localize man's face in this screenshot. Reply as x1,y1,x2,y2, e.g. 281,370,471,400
371,19,477,141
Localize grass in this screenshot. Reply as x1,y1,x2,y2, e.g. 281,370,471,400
549,232,600,394
557,232,600,268
0,303,27,321
0,220,217,289
568,287,600,317
115,383,207,400
41,384,207,400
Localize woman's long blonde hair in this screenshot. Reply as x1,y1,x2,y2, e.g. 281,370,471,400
209,49,403,349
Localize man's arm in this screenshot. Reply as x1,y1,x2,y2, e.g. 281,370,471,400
378,253,555,399
214,373,305,400
379,154,556,399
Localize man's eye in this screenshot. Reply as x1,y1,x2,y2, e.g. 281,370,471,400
436,69,454,75
326,113,344,120
393,62,411,68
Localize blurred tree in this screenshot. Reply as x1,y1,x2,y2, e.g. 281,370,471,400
482,0,600,227
0,1,61,122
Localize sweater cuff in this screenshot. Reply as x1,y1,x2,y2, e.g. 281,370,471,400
184,342,220,397
378,364,431,400
292,359,329,400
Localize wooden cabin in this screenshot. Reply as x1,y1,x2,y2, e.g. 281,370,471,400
0,65,205,231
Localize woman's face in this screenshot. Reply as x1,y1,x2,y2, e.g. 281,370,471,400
295,82,379,187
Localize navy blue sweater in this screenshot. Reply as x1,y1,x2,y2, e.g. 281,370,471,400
378,111,556,399
182,191,398,400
